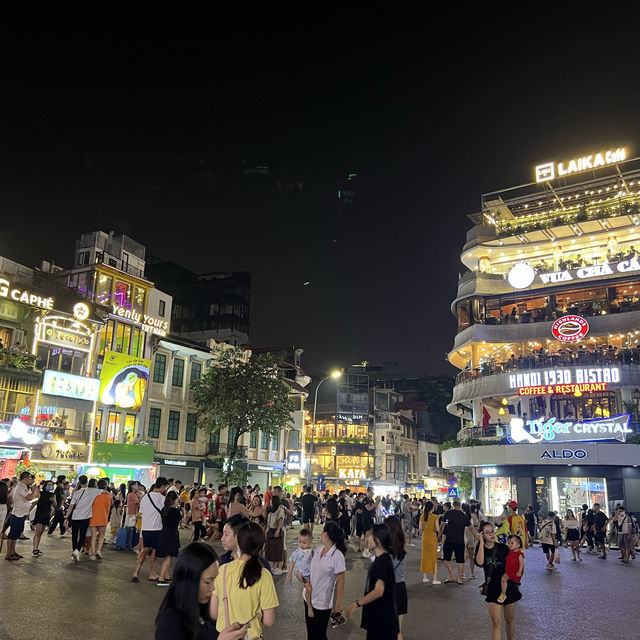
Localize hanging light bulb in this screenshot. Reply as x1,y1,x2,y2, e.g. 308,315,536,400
501,398,509,406
498,407,506,415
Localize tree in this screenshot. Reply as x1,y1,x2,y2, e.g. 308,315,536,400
192,349,295,484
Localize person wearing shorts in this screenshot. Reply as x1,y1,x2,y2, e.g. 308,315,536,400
300,486,317,534
131,478,167,582
5,472,39,561
440,500,474,584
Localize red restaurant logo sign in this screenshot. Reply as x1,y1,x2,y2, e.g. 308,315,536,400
551,315,589,342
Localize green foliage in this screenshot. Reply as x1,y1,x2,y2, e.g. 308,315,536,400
439,438,500,452
14,461,43,479
192,349,295,483
457,471,472,492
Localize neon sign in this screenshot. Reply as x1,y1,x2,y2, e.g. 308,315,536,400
111,304,169,336
509,414,632,444
338,468,366,480
0,278,54,310
518,383,608,396
509,367,620,391
535,147,626,182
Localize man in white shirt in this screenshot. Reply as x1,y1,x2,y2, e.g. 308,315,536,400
64,475,102,562
5,471,39,561
131,477,168,582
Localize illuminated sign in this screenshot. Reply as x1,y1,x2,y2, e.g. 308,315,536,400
509,367,620,390
338,468,366,480
518,383,608,396
163,459,187,466
541,449,588,459
552,315,589,342
35,315,93,353
535,147,627,182
40,442,88,460
42,370,100,402
0,418,46,445
286,450,302,472
111,304,169,337
480,467,497,475
73,303,90,321
509,414,632,444
0,278,54,310
508,257,640,290
44,326,91,348
99,350,150,411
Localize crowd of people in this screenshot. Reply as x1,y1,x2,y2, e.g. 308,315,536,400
2,473,638,640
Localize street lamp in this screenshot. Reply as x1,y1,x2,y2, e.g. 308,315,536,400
307,370,342,486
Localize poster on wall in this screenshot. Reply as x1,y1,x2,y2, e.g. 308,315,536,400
99,350,150,411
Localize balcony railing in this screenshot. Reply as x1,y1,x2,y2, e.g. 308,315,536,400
456,424,507,441
0,350,39,372
456,348,637,385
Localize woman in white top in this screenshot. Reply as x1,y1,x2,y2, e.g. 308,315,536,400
562,509,582,561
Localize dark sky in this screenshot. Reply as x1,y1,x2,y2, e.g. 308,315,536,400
2,6,639,377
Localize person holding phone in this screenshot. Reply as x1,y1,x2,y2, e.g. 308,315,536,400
156,542,248,640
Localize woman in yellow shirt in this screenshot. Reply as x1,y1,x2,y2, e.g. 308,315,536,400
210,522,279,639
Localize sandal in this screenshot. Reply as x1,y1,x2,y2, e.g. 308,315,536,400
131,576,139,583
443,579,454,583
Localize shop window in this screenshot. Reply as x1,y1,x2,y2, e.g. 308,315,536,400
130,328,144,357
96,274,113,305
536,476,608,516
114,281,131,309
133,287,145,313
172,358,184,387
185,413,197,442
190,361,202,384
167,410,180,440
113,323,132,354
94,411,102,441
261,432,269,450
107,411,120,443
153,354,167,383
148,408,161,439
250,431,257,448
124,414,136,444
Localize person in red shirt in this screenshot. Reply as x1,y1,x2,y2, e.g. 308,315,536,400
264,486,273,509
497,534,524,603
215,485,228,521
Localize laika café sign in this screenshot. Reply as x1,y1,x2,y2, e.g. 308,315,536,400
509,414,632,444
535,147,627,182
509,366,620,396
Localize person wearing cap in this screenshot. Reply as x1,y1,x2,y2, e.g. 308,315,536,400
507,501,527,550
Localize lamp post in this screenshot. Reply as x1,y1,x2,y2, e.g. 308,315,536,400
307,370,342,487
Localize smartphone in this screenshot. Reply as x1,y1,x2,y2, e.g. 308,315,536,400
241,619,253,629
302,576,309,584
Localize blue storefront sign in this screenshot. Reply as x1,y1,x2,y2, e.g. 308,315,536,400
317,474,326,492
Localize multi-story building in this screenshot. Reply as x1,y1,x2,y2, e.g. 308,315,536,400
145,259,250,347
443,144,640,516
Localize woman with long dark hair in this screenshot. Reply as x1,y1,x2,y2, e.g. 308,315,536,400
264,494,286,574
210,521,279,638
419,500,441,584
156,542,247,640
383,516,407,640
346,523,398,640
304,520,346,640
156,491,182,586
227,487,252,518
474,521,521,640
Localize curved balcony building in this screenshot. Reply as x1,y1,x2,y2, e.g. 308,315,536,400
443,147,640,516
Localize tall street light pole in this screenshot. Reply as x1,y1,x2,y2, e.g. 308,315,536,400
307,370,342,487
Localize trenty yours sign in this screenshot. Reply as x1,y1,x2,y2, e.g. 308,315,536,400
509,414,632,444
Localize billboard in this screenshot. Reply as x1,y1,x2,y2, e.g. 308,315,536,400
99,350,150,411
42,370,100,402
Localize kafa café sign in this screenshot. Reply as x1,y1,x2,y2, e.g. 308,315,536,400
509,414,633,444
509,366,620,396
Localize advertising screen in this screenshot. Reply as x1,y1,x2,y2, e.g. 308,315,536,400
99,350,150,411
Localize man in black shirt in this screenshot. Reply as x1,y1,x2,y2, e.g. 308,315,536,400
48,475,67,537
441,500,474,583
300,485,317,534
593,503,609,559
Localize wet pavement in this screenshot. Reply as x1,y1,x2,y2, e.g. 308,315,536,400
0,525,638,640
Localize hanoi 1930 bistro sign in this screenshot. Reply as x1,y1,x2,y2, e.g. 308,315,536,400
509,366,620,396
509,414,632,444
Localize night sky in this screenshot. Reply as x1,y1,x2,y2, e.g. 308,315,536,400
2,7,639,377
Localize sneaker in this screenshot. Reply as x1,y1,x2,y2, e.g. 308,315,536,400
157,580,171,586
96,551,102,560
72,549,80,562
432,579,442,585
422,577,430,583
33,550,40,556
469,574,477,579
89,554,97,561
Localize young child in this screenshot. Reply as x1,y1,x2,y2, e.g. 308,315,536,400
287,529,314,617
497,534,524,603
109,499,123,542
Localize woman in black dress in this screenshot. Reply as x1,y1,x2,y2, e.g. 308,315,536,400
384,516,407,640
474,521,522,640
32,481,56,556
345,523,399,640
157,491,182,586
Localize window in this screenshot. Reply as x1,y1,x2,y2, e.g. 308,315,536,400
130,328,145,357
172,358,184,387
133,287,145,313
148,408,161,438
250,431,257,448
190,361,202,384
428,452,438,467
153,354,167,383
159,299,166,317
124,414,136,444
271,431,279,451
168,410,180,440
114,281,131,309
386,456,393,474
210,431,219,444
107,411,120,443
186,413,197,442
261,432,269,450
228,426,238,446
96,273,112,305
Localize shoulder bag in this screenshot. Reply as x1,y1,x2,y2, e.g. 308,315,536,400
479,545,498,596
145,492,163,515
